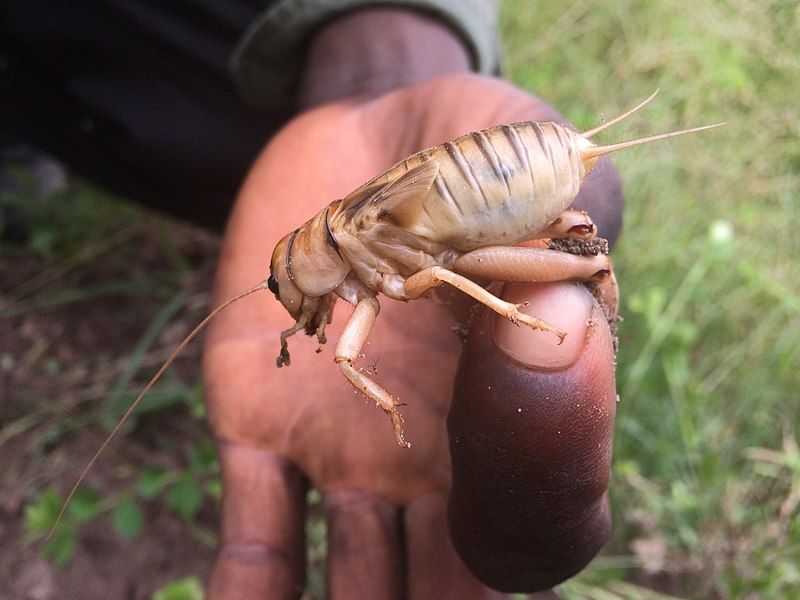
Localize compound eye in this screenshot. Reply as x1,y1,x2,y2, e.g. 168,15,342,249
267,275,280,298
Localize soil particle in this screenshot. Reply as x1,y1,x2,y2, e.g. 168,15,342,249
547,235,610,256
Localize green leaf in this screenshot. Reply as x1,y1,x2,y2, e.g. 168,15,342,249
111,496,144,539
43,527,76,566
188,441,218,475
204,479,222,501
68,487,101,522
189,381,206,419
29,229,57,256
25,488,63,535
151,576,204,600
136,467,168,500
166,475,203,520
43,357,61,375
306,488,322,506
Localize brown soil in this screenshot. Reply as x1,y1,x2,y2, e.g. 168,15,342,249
0,212,221,600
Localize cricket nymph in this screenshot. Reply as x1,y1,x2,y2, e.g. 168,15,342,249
267,94,722,447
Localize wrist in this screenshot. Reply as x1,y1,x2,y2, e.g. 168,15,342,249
298,8,471,108
231,0,501,112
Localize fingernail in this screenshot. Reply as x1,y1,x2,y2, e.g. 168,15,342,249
493,282,594,369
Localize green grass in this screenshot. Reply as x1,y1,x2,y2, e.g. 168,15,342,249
501,0,800,597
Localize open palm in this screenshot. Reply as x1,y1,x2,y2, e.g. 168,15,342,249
203,74,620,598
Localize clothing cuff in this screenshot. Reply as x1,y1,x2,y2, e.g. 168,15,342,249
231,0,501,111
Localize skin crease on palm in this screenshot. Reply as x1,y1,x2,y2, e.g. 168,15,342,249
201,71,620,599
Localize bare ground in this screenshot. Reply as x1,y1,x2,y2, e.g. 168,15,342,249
1,212,221,600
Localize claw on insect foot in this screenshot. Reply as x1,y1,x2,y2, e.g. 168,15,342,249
276,345,291,367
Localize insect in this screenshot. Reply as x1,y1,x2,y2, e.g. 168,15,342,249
49,91,722,536
266,91,721,447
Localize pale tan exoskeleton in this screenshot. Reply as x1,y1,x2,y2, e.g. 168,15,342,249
49,92,722,535
266,91,722,447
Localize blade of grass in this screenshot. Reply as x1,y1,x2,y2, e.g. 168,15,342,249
2,275,179,318
622,254,709,400
102,290,193,427
0,412,42,450
0,226,138,314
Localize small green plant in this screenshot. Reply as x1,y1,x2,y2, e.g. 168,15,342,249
305,489,327,598
0,163,138,260
25,488,78,567
151,576,205,600
4,165,220,578
24,437,220,566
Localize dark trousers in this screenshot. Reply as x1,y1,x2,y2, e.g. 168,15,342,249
1,1,284,231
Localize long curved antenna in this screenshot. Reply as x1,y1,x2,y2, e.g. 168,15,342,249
47,279,271,540
582,89,661,138
581,122,727,160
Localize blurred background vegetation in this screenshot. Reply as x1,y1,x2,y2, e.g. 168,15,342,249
2,0,798,598
500,0,799,597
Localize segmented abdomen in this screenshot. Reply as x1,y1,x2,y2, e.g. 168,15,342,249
399,121,588,250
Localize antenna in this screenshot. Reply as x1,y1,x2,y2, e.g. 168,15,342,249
47,279,271,540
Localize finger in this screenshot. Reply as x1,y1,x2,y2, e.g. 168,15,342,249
448,282,617,592
405,492,506,599
208,442,307,600
571,160,624,246
325,491,405,599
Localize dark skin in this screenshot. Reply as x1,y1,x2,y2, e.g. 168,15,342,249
203,9,622,599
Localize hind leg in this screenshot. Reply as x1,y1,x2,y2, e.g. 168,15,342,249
334,296,410,448
452,246,610,284
452,246,617,321
404,249,614,345
405,266,571,343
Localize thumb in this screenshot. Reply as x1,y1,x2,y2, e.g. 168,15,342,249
447,282,617,592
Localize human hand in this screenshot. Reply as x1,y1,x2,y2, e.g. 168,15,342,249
203,74,621,598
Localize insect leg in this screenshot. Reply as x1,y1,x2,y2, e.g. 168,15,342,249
453,247,617,319
404,266,567,343
334,297,410,448
453,247,611,284
314,294,337,345
593,268,619,320
278,316,309,367
535,210,598,240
